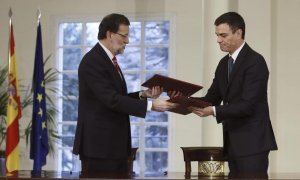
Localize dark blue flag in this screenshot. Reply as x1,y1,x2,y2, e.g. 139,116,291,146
30,21,49,173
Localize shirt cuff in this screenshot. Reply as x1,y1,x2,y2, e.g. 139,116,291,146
213,106,216,117
147,101,152,111
139,90,146,100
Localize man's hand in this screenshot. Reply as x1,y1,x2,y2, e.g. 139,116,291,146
142,86,163,99
188,106,214,117
152,99,178,112
167,91,184,99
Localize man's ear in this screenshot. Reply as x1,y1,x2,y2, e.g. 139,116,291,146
106,31,112,40
236,29,243,38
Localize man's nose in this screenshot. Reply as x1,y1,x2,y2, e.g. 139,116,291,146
124,37,129,44
217,36,222,43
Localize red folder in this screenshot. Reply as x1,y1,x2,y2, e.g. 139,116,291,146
142,74,202,96
167,96,212,115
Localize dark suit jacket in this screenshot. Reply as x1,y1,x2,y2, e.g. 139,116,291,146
202,43,278,158
73,43,147,159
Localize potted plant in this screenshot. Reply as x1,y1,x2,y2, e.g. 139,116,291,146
23,55,61,153
0,66,8,175
0,55,60,158
0,116,5,157
0,65,8,157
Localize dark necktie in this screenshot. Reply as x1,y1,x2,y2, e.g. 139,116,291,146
112,56,123,80
228,56,234,80
112,56,120,71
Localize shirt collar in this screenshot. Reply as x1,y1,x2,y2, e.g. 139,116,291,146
229,41,245,62
98,41,114,60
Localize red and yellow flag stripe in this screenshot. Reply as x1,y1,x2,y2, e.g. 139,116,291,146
6,21,22,175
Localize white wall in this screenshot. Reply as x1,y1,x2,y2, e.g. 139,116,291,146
270,0,300,173
238,0,300,173
0,0,299,173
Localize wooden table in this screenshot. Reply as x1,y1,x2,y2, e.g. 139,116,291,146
1,171,300,179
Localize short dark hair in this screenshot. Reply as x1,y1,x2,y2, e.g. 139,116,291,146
214,12,245,39
98,13,130,40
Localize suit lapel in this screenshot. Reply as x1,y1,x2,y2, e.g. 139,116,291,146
94,43,127,94
118,69,128,94
225,43,250,94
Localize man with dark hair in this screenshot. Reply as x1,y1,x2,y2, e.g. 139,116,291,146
189,12,278,178
73,13,177,176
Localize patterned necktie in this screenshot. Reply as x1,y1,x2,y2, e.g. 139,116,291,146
228,56,234,80
112,56,123,80
112,56,120,71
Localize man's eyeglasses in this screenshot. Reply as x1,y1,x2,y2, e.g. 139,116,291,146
115,32,129,39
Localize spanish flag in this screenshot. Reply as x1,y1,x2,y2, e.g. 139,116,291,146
6,11,22,175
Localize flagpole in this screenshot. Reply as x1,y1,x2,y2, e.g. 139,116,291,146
6,6,21,176
31,6,49,175
8,8,12,77
8,8,12,24
37,7,41,25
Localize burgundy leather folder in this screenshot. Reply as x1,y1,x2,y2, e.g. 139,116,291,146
142,74,202,96
167,96,212,115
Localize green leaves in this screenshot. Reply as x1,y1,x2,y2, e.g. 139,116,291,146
0,66,8,151
0,55,61,155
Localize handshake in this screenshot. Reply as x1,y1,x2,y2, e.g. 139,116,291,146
141,74,211,115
